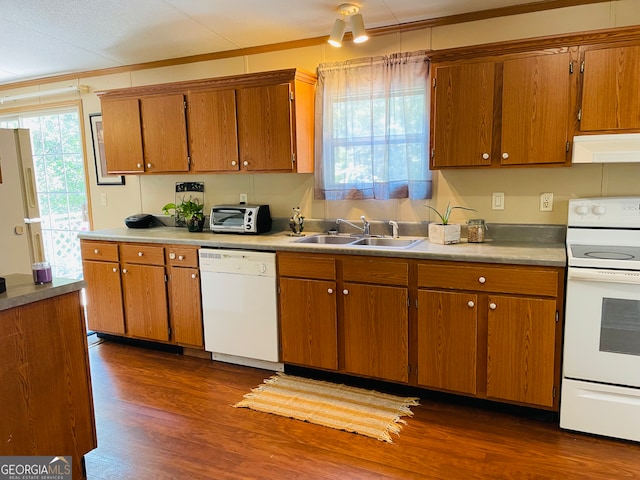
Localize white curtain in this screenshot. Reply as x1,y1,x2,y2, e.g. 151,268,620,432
314,51,432,200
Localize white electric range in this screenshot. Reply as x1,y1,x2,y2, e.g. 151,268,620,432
561,197,640,442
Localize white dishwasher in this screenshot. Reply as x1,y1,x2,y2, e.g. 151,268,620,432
198,249,283,371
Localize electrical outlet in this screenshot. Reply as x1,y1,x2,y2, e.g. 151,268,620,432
239,193,248,204
492,192,505,210
540,192,554,211
100,193,108,206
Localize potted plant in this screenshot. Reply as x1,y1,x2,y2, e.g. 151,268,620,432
162,197,205,232
425,202,476,244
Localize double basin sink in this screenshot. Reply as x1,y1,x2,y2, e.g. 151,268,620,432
294,234,423,249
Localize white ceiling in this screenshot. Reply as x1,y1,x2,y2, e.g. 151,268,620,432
0,0,571,85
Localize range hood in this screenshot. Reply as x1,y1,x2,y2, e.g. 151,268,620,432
572,134,640,164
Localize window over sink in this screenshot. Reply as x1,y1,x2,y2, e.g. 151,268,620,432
314,51,432,200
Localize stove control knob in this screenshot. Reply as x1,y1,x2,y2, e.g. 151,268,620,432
575,205,589,216
592,205,607,216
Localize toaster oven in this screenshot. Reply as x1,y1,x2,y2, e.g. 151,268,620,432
210,204,272,234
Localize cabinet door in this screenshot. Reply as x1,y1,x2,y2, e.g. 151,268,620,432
501,53,571,165
486,295,557,407
417,290,477,394
580,45,640,131
140,94,189,172
82,260,125,334
168,267,203,348
101,97,144,173
187,89,240,172
342,283,408,382
279,277,338,370
237,83,294,171
432,62,495,168
121,263,169,341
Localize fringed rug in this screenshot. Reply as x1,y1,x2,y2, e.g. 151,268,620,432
233,372,419,443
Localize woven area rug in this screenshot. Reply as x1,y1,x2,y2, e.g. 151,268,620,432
233,373,419,443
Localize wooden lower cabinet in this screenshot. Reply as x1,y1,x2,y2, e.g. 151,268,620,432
167,266,204,347
277,252,409,384
279,276,338,370
417,290,478,395
416,259,563,410
342,282,408,383
122,263,169,341
486,295,557,407
81,240,204,348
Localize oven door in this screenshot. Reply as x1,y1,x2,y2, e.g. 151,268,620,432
563,267,640,388
211,208,246,232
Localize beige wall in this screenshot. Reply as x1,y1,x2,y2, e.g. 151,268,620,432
2,0,640,230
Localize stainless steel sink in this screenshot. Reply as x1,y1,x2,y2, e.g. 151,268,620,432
351,237,423,248
294,234,423,249
294,235,357,245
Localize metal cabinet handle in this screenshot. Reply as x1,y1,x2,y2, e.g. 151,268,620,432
327,288,334,294
122,268,128,274
343,289,349,295
94,249,99,254
502,153,509,159
138,251,144,257
478,276,486,284
467,300,475,308
489,302,497,310
482,153,490,160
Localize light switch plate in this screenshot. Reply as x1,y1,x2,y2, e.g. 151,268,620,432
492,192,505,210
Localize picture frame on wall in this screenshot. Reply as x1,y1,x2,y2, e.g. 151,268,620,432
90,113,124,186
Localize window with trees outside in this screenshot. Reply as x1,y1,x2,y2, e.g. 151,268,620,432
314,51,432,200
0,108,89,279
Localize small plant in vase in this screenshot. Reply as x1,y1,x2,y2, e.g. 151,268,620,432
425,202,476,244
162,197,205,232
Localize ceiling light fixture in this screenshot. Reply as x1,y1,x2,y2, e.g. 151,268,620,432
328,3,369,48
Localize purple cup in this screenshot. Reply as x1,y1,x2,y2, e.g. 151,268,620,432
32,262,53,284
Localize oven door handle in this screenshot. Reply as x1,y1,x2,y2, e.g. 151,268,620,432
568,268,640,285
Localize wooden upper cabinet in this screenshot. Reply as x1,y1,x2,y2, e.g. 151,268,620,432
431,51,572,168
101,97,144,173
579,45,640,132
98,68,316,175
432,61,495,168
187,89,239,172
237,83,294,172
501,53,571,165
140,94,189,172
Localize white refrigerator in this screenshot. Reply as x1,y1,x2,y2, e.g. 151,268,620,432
0,128,44,276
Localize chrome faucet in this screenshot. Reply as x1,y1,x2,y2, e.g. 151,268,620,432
336,215,370,236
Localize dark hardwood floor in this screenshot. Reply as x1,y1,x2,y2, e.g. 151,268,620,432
84,340,640,479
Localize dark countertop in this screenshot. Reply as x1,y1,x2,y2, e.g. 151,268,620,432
0,274,86,311
79,226,567,267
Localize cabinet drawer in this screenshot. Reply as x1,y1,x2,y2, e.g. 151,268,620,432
120,243,165,266
277,253,336,280
165,245,199,268
343,257,409,286
417,261,558,297
81,241,119,262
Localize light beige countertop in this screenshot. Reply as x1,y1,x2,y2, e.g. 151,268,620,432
79,226,567,267
0,274,86,311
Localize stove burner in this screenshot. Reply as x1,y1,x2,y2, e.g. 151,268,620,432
584,251,635,260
